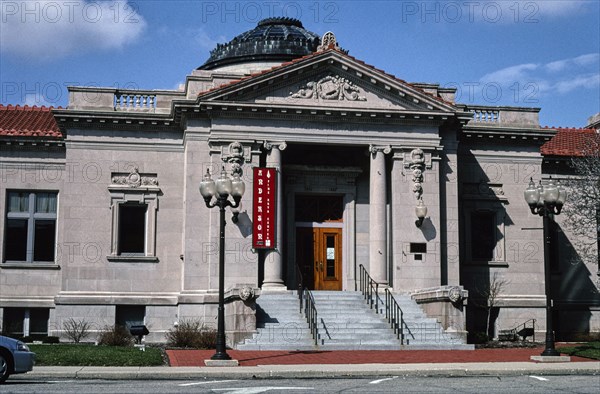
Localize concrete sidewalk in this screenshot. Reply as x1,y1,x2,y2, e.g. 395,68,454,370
14,362,600,380
12,346,600,380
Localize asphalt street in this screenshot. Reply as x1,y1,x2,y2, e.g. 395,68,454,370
4,375,600,394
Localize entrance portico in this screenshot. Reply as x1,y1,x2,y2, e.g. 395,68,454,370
284,160,362,292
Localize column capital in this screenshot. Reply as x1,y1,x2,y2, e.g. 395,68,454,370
369,144,391,155
263,141,287,151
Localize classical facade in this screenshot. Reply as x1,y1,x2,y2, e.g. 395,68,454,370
1,18,598,345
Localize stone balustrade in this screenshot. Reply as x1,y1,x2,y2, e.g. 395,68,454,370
114,92,156,111
471,108,500,123
465,105,540,127
67,86,184,113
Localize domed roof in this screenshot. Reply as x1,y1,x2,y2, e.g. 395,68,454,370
198,18,320,70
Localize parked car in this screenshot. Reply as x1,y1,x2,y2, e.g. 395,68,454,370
0,335,36,383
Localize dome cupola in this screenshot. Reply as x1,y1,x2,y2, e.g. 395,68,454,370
198,17,320,71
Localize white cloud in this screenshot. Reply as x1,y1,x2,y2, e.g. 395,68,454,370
481,63,540,84
546,54,600,73
554,74,600,94
0,1,146,61
468,54,599,105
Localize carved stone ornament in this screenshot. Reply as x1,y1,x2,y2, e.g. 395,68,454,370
317,31,340,51
448,286,462,303
222,141,245,176
239,286,255,301
111,167,158,188
407,148,426,201
290,75,366,102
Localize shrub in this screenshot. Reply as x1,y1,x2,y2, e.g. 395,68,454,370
43,336,60,344
166,319,217,349
98,325,134,347
63,318,91,343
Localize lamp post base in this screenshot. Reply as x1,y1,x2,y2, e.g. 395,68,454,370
204,359,240,367
540,347,561,357
530,355,571,363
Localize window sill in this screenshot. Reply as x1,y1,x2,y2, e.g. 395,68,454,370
107,255,159,263
1,263,61,270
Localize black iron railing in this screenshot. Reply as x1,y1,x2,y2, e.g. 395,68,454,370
303,288,319,346
359,264,406,345
296,264,304,313
385,288,405,345
296,265,319,346
499,319,536,342
359,264,383,313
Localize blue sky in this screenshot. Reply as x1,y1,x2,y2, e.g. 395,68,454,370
1,0,598,127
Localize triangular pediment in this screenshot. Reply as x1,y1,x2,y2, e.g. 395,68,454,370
198,50,457,115
255,72,411,110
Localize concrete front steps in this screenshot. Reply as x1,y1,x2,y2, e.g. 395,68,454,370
236,291,316,351
236,290,472,350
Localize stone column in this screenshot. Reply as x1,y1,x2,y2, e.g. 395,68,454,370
369,145,390,285
262,141,287,291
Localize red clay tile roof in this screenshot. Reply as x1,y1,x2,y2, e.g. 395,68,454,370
540,127,599,157
0,105,63,139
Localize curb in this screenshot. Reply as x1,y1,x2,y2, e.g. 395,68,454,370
13,362,600,380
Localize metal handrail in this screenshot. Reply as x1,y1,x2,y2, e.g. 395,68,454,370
359,264,406,345
358,264,383,313
296,265,319,346
502,318,536,342
385,288,405,345
303,288,319,346
296,264,303,313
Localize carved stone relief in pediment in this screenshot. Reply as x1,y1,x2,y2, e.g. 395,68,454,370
289,75,366,102
252,73,410,110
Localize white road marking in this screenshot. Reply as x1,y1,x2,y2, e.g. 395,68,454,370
370,376,399,384
529,376,549,381
212,387,313,394
179,379,239,387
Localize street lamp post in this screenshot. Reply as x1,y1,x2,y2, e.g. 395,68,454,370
199,167,245,361
523,177,567,357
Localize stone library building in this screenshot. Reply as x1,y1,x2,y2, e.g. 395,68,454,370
1,18,598,349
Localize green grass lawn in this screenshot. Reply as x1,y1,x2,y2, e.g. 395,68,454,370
557,342,600,360
29,344,166,366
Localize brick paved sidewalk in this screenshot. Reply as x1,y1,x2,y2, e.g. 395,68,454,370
166,347,592,367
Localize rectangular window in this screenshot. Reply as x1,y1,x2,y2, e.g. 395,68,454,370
28,309,49,337
115,305,145,329
118,204,147,255
4,191,57,263
471,211,496,261
1,308,49,339
108,172,159,262
2,308,24,336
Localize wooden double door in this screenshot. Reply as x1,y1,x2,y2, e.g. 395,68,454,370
296,227,342,291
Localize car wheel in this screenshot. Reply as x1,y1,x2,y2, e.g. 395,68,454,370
0,353,9,384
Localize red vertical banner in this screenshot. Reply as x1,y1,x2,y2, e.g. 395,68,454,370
252,167,277,249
